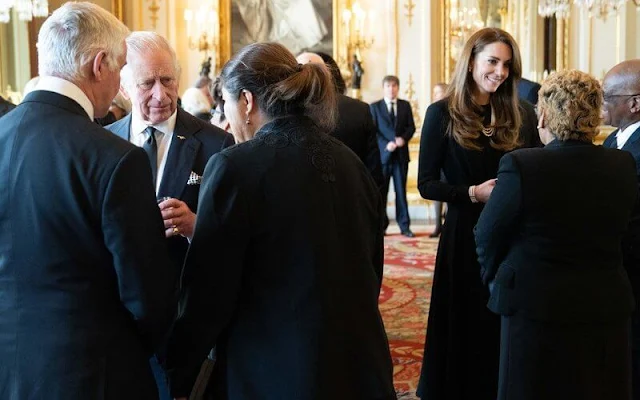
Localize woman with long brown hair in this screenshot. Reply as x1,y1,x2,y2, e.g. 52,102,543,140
416,28,540,399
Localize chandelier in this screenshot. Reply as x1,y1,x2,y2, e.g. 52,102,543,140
0,0,48,23
538,0,640,20
450,0,484,38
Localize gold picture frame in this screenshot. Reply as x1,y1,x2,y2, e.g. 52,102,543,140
217,0,346,72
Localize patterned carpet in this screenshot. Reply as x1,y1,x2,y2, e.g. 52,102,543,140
379,230,438,400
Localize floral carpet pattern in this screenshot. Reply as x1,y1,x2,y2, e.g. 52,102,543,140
379,231,438,400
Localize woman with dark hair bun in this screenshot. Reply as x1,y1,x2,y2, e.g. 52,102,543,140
165,42,396,400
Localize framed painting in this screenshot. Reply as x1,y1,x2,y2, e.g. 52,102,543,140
219,0,339,69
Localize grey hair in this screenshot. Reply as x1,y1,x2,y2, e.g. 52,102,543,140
120,31,182,90
37,2,129,81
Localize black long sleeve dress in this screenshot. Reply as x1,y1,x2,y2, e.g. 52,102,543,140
416,98,539,400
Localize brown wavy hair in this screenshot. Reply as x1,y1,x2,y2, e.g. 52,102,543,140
446,28,523,151
538,70,602,142
220,42,337,132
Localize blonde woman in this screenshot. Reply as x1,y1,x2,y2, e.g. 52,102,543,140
476,69,636,399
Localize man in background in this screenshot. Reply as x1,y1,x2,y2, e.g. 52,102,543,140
106,31,233,399
602,59,640,400
0,3,176,399
297,51,383,191
370,75,416,237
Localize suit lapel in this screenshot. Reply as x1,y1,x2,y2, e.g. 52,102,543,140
622,126,640,151
157,109,201,199
379,100,396,129
603,129,618,148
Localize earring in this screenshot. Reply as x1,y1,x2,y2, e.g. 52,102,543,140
245,117,251,125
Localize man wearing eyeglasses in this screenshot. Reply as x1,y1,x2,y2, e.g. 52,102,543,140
602,59,640,400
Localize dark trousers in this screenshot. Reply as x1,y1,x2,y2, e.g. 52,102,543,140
381,159,410,231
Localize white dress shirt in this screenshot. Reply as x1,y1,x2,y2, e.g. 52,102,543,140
384,97,397,116
617,120,640,149
130,111,177,193
36,76,95,121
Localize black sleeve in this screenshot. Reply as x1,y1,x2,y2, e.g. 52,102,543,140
102,147,177,355
417,102,471,203
475,152,523,285
402,101,416,141
364,106,384,190
166,153,249,398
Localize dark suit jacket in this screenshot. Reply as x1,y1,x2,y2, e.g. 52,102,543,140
333,94,384,190
0,90,176,399
370,98,416,165
517,78,541,105
475,140,637,323
166,115,395,400
604,124,640,295
0,95,16,118
107,109,234,272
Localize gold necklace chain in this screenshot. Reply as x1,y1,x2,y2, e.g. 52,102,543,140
482,105,496,137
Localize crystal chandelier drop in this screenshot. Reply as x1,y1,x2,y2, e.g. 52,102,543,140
538,0,635,20
0,0,49,24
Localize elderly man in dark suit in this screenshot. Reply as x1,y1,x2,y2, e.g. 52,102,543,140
0,3,177,400
106,31,233,400
370,75,416,237
296,51,383,190
602,59,640,400
0,95,15,117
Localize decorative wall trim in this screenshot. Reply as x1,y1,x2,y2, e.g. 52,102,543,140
147,0,160,29
404,0,415,26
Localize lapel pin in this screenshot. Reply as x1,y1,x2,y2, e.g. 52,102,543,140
177,135,186,140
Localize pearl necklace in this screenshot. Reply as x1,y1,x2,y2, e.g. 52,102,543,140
482,105,496,137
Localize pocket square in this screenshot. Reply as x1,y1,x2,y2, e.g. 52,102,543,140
187,171,202,185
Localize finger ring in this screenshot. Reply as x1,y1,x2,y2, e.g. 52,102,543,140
173,226,179,235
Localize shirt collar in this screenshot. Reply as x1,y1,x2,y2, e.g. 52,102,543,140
131,110,178,138
384,97,397,106
36,76,95,120
619,120,640,139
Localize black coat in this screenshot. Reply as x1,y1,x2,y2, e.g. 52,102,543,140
0,90,177,399
416,98,539,400
106,109,234,273
165,115,396,400
332,94,384,190
370,98,415,165
476,140,637,322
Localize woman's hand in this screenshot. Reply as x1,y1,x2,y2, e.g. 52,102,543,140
474,178,497,203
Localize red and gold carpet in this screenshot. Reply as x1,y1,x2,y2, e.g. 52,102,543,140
379,231,438,400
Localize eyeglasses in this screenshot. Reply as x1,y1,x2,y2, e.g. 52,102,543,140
603,93,640,102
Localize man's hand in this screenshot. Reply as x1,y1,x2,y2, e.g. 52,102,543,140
395,137,406,147
386,141,397,152
159,198,196,240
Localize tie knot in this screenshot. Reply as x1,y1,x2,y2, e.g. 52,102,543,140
145,126,156,137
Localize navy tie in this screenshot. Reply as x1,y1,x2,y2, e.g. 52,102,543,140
389,102,396,125
143,126,158,184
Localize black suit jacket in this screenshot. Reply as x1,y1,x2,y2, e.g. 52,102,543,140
475,140,637,322
166,115,395,400
604,125,640,294
107,109,234,272
517,78,541,105
332,94,384,189
370,98,416,165
0,95,16,118
0,90,176,399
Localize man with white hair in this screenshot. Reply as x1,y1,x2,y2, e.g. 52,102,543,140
106,31,233,399
0,3,177,399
